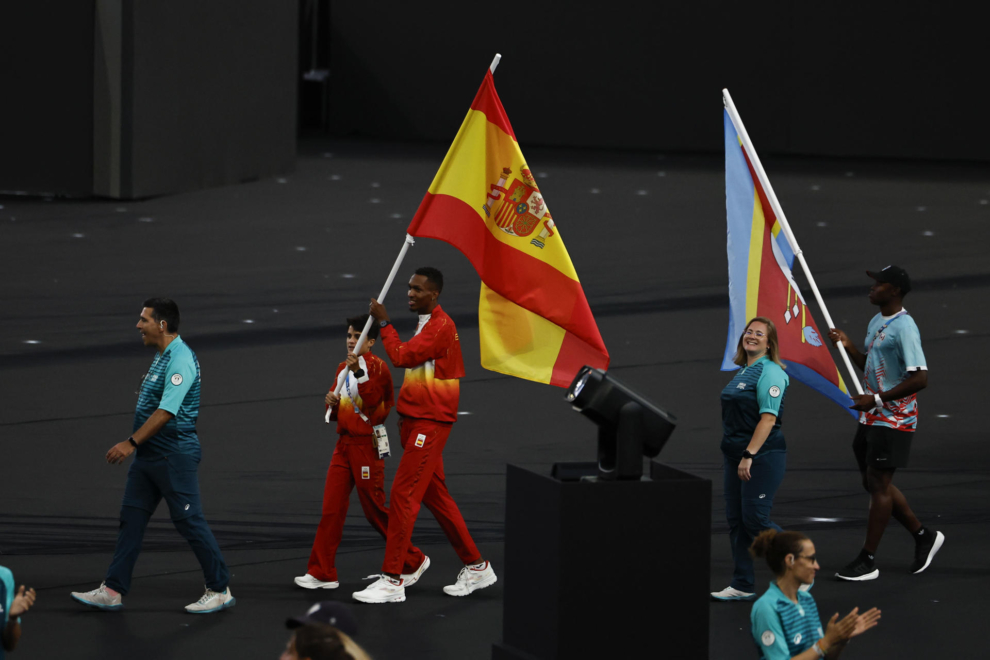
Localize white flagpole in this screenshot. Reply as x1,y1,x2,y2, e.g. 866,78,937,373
325,233,416,422
489,53,501,74
722,88,863,396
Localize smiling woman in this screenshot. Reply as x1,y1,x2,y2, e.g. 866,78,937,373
712,317,791,603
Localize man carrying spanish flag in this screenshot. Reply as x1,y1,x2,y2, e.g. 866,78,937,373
351,60,607,603
352,267,496,604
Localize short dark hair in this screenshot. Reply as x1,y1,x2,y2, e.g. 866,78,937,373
346,314,378,340
415,266,443,293
143,298,180,334
292,624,351,660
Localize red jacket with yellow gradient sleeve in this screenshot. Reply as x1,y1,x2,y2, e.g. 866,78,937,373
327,351,394,437
379,305,464,423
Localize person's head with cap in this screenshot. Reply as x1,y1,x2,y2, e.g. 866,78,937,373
286,601,358,638
281,603,370,660
867,265,911,305
279,623,346,660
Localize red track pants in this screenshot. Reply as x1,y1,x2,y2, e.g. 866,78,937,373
381,418,482,575
307,436,425,582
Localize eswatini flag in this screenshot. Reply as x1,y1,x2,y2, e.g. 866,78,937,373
721,109,854,416
407,69,609,387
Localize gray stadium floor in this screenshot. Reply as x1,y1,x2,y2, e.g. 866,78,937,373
2,138,988,659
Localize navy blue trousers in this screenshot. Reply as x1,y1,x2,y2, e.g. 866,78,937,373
105,455,228,595
723,451,786,592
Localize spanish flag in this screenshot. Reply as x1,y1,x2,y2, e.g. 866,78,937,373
407,69,609,387
722,109,854,416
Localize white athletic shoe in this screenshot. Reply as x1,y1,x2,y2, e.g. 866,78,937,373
70,582,123,611
293,574,339,590
443,561,497,597
352,575,406,604
184,586,236,613
400,555,431,588
710,586,757,601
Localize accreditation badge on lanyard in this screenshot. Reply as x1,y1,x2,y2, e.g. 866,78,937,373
345,371,391,459
372,424,390,459
867,310,908,353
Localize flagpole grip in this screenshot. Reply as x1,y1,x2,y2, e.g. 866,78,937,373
723,89,864,396
489,53,501,74
325,234,416,423
794,252,864,396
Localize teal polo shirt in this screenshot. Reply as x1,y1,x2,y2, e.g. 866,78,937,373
751,581,823,660
721,356,789,458
134,336,202,460
1,565,16,660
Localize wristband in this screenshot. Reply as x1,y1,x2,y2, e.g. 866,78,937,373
741,449,755,460
813,640,826,658
128,436,138,448
873,393,883,408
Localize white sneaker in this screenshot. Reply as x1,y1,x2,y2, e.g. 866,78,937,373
352,575,405,604
70,582,122,611
400,555,431,588
293,574,339,590
443,561,497,597
710,586,757,601
184,586,236,613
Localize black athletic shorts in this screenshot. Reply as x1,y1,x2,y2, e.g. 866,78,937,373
853,423,914,470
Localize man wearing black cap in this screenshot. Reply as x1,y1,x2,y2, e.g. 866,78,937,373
828,265,943,581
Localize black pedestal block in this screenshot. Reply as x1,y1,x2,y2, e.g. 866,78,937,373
493,462,711,660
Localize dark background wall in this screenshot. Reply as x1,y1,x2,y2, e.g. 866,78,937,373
1,1,985,199
0,2,96,196
1,0,297,199
326,1,989,161
125,1,298,198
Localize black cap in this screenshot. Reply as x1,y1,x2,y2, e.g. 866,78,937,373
286,601,358,637
866,265,911,295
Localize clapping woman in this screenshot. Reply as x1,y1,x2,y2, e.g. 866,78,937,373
750,530,880,659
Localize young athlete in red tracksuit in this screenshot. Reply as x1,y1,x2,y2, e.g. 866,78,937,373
353,267,497,604
294,315,428,590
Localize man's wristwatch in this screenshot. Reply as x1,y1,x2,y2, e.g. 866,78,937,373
379,320,390,328
742,449,755,460
127,436,138,448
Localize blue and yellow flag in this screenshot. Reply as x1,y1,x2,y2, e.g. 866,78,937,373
722,110,854,416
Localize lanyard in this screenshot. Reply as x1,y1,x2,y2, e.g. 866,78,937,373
866,310,907,353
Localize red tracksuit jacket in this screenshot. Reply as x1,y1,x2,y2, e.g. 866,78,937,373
379,305,464,423
328,351,394,436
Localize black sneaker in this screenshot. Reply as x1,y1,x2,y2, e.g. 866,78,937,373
836,555,879,581
910,530,945,574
